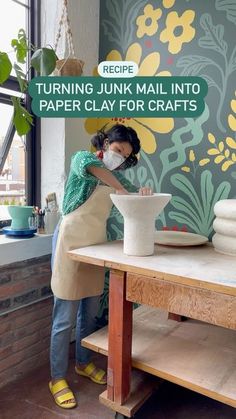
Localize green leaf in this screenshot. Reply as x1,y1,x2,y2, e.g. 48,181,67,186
171,173,204,220
200,74,219,90
170,196,202,225
11,29,28,64
125,168,135,184
11,96,33,136
106,0,121,22
146,179,154,190
200,170,213,220
170,170,231,237
159,106,210,185
124,0,146,47
199,14,227,56
105,0,122,26
0,52,12,83
31,47,57,75
104,0,147,53
216,0,236,25
169,212,201,233
176,55,217,76
137,166,147,186
13,63,27,92
102,20,121,46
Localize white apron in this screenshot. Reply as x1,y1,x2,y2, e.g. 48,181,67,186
51,185,114,300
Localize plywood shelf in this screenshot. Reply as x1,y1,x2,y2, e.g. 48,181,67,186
82,306,236,408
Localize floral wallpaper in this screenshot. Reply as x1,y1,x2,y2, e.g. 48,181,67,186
85,0,236,322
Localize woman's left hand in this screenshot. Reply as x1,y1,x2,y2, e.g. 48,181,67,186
138,187,153,195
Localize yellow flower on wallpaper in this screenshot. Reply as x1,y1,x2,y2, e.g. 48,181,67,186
160,10,195,54
136,4,162,38
199,158,210,166
181,166,190,172
226,137,236,150
228,113,236,131
163,0,175,9
85,43,174,154
181,149,197,173
189,149,195,162
201,94,236,171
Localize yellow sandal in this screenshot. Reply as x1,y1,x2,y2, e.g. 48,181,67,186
75,362,107,385
49,379,77,409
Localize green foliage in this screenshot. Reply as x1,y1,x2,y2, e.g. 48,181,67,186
177,13,236,133
13,63,27,92
0,52,12,83
199,13,227,55
11,29,28,64
216,0,236,26
176,55,220,91
102,0,147,53
31,47,58,76
169,170,231,236
122,107,209,228
0,28,57,135
159,106,209,185
12,96,33,136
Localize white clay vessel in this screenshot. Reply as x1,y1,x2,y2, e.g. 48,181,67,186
110,193,171,256
214,199,236,219
212,233,236,256
213,217,236,237
212,199,236,256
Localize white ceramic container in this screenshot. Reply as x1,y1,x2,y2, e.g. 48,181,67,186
212,234,236,256
214,199,236,219
44,211,61,234
213,217,236,237
212,199,236,256
110,193,171,256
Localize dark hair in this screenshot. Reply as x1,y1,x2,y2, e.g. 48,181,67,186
91,124,141,170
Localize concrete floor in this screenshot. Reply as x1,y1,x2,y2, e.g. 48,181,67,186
0,352,235,419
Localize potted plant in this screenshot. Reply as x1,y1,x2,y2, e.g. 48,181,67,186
53,0,84,77
0,28,58,136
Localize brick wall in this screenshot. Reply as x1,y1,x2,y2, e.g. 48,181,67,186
0,255,53,388
0,255,52,313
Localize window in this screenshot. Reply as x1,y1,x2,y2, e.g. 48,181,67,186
0,0,40,222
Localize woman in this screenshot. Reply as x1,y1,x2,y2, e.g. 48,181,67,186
49,124,152,408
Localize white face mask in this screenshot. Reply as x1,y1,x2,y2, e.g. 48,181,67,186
103,149,125,171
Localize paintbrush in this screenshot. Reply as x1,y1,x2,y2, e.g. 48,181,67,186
46,192,58,212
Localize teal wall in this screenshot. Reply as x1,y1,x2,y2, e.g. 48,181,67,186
84,0,236,322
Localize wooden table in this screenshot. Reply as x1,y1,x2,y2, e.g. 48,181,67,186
68,241,236,416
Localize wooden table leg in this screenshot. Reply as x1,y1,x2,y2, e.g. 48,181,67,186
168,312,185,321
107,269,133,405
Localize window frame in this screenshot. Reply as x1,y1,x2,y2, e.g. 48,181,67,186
0,0,41,207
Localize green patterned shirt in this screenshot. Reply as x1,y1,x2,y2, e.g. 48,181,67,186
62,150,138,215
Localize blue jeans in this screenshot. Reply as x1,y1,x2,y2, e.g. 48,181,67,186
50,223,100,379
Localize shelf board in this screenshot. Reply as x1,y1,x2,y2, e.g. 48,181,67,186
82,306,236,408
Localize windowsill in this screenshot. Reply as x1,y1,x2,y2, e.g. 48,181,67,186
0,233,52,266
